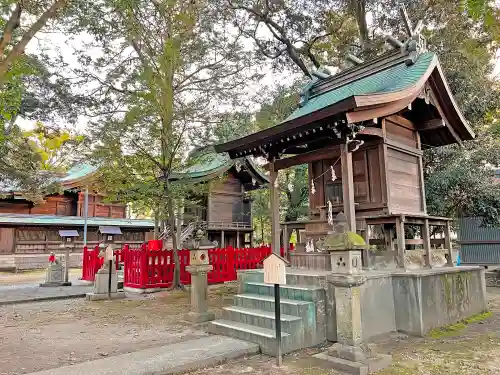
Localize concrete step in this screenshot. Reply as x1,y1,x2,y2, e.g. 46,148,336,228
209,319,295,356
222,306,302,332
243,281,324,302
234,293,314,318
238,269,329,288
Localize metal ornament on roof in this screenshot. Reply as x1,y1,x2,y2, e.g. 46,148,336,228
384,5,427,66
235,160,242,173
287,181,294,193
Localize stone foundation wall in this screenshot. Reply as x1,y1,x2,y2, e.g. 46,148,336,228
392,267,487,336
360,275,396,340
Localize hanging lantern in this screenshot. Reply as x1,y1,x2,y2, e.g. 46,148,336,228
252,177,256,186
235,161,242,173
287,181,294,192
330,166,336,182
311,179,316,195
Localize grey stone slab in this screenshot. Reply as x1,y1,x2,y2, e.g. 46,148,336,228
25,336,259,375
0,283,92,306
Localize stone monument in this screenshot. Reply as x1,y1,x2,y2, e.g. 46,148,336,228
40,252,70,287
183,229,216,323
86,244,125,301
314,212,392,374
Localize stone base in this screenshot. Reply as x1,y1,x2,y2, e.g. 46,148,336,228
39,281,72,287
183,311,215,323
314,344,392,375
85,291,126,301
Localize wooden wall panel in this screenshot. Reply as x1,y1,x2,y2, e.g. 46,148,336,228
0,203,30,214
210,194,239,223
0,228,14,253
384,116,418,148
31,196,74,216
77,193,126,218
387,147,424,214
367,148,383,203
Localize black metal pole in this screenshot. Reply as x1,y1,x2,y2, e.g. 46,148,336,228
108,259,112,299
274,283,282,366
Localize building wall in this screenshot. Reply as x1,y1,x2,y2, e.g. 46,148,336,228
0,226,151,254
0,193,126,219
208,172,249,224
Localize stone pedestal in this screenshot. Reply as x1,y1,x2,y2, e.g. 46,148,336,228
40,262,71,287
314,274,392,375
86,260,125,301
185,264,215,323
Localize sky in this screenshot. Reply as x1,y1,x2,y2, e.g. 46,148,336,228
19,10,500,133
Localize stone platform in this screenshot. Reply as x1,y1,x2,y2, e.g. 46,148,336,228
210,266,487,356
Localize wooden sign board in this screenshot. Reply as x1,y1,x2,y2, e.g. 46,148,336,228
105,245,114,261
263,253,288,285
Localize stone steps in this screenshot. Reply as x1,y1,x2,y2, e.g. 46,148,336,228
222,306,303,332
209,278,327,355
210,319,294,356
243,281,324,302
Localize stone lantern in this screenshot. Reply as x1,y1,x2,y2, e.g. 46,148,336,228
321,212,366,274
183,229,217,323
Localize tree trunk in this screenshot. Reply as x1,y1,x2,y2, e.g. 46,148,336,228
0,0,69,83
166,182,183,290
260,216,264,245
154,209,159,239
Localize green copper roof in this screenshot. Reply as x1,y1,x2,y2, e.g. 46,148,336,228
60,163,99,182
285,52,435,122
174,147,231,179
0,213,154,228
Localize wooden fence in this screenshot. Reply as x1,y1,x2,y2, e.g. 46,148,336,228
82,243,290,288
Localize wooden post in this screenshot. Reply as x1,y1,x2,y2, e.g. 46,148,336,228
422,219,432,268
236,231,240,248
444,221,453,266
341,144,356,232
221,230,225,248
282,224,289,259
395,216,406,269
362,225,371,269
269,161,281,255
296,228,301,244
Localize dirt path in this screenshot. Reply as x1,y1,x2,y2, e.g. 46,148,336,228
187,288,500,375
0,284,236,375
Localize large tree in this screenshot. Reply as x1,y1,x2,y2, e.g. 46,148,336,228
71,0,259,287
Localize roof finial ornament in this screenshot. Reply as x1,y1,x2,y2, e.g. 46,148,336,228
384,5,427,66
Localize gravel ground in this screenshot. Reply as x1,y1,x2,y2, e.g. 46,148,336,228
0,284,237,375
0,269,82,286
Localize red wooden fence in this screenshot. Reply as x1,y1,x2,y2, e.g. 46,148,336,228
82,243,292,288
81,244,140,282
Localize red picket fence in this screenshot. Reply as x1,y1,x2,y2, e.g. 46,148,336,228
81,244,139,282
123,245,289,290
83,242,293,287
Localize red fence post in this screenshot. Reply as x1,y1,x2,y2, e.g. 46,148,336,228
140,247,149,288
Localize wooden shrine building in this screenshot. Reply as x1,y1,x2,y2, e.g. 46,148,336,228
170,146,268,247
215,30,475,269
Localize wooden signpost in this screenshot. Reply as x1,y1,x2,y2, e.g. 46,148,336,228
105,245,114,299
263,253,289,367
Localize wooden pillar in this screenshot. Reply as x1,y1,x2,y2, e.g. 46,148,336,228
395,216,406,269
221,230,225,248
341,144,356,232
362,225,371,269
296,228,301,244
383,225,395,251
444,221,453,266
206,182,212,223
236,231,240,248
269,161,280,255
422,219,432,268
282,224,289,258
